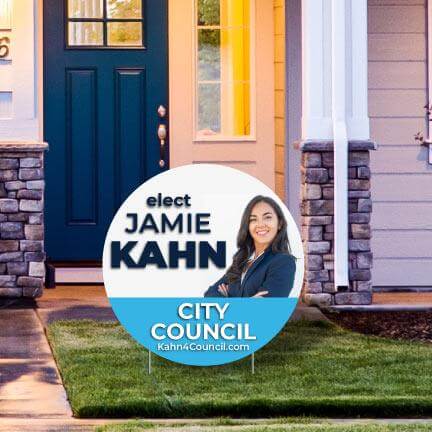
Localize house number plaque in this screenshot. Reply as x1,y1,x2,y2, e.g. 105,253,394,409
0,36,10,59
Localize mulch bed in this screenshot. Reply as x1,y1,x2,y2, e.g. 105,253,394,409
323,311,432,343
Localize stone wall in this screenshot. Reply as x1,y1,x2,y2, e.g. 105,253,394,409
0,143,48,298
297,140,376,306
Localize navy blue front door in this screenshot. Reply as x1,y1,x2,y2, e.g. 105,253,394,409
44,0,168,261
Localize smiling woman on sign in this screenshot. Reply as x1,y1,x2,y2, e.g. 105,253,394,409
204,195,296,298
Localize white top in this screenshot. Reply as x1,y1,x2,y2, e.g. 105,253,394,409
240,250,265,284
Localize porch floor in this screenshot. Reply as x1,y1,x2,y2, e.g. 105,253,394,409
373,292,432,305
36,284,115,326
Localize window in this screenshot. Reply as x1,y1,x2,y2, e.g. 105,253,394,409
196,0,253,139
0,0,12,30
67,0,144,48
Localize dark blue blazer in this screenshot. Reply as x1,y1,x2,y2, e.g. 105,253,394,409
204,250,296,298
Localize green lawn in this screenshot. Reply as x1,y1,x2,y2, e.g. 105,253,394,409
95,422,432,432
47,320,432,418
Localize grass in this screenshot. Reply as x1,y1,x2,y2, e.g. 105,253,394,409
47,320,432,418
94,423,432,432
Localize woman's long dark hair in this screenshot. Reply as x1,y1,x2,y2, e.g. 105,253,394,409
225,195,290,284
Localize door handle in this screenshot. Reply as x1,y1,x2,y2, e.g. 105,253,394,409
158,124,167,168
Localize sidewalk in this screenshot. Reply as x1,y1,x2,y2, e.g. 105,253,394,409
0,285,116,429
0,306,71,419
3,417,432,432
0,285,114,429
0,417,432,432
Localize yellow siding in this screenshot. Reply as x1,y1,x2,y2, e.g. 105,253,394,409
220,0,251,135
274,0,285,200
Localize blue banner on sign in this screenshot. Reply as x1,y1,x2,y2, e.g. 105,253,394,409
110,298,297,366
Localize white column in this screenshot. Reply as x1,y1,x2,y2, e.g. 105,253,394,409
301,0,369,141
301,0,370,290
301,0,332,140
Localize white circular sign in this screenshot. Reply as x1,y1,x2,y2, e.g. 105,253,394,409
103,164,304,365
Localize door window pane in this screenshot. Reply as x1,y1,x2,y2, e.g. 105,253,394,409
107,0,142,19
68,22,104,46
67,0,144,47
107,22,142,46
198,29,221,81
198,84,221,134
196,0,252,138
198,0,220,26
68,0,103,19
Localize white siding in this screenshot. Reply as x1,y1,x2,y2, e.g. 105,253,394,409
0,0,40,141
368,0,432,286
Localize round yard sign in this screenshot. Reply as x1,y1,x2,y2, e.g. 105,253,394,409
103,164,304,366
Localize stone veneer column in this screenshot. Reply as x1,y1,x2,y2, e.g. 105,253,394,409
296,140,376,306
0,142,48,298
